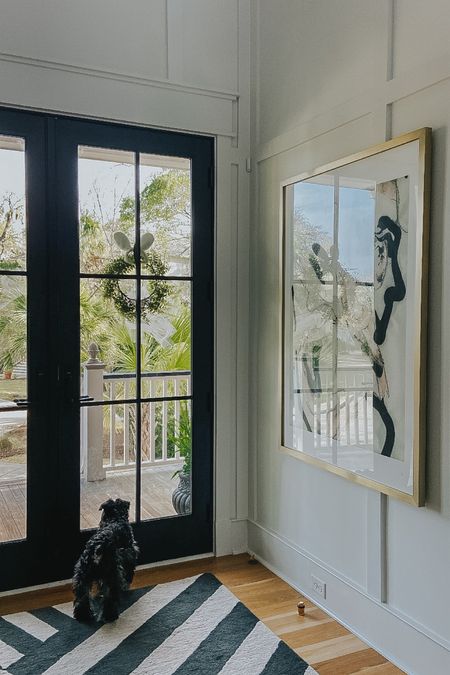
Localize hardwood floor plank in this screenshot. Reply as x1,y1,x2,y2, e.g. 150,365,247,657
287,621,350,649
358,663,405,674
265,611,332,636
315,648,388,674
297,634,372,664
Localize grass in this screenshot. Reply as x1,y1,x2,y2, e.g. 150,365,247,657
0,378,27,401
0,378,27,462
0,426,26,462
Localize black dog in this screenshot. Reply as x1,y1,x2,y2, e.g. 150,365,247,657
73,498,139,622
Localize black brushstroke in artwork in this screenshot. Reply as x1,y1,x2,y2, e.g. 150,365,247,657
373,393,395,456
371,214,405,457
374,216,406,346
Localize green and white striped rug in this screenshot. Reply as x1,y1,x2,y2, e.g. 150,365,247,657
0,573,317,674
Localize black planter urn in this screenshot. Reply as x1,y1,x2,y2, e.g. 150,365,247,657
172,473,191,515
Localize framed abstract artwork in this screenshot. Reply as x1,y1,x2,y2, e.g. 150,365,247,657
281,128,431,505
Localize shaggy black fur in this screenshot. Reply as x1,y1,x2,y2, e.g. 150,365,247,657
72,498,139,622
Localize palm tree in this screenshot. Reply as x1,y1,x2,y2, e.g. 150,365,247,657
108,307,191,462
0,277,27,374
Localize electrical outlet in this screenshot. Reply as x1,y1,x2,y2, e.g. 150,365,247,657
311,574,326,599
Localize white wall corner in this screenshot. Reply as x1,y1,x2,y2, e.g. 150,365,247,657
215,518,248,556
231,518,249,554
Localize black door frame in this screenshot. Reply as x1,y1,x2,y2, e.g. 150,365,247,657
0,108,56,591
0,108,214,591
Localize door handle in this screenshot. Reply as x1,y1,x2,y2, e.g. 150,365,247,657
13,399,29,406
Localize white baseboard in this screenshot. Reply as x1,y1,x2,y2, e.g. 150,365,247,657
248,519,450,675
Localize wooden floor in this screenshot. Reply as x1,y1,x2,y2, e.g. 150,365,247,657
0,464,180,541
0,554,404,674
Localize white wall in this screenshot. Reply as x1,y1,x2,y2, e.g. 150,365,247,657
0,0,251,558
249,1,450,673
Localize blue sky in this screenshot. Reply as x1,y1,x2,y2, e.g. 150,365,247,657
294,180,375,282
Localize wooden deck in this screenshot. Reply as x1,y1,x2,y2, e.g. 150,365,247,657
0,464,181,542
0,554,404,674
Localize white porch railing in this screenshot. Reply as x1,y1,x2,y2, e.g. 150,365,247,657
103,371,190,471
81,344,189,481
294,364,373,448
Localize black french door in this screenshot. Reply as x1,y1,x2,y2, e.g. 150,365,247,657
0,109,214,591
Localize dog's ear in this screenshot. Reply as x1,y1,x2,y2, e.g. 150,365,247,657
99,498,115,512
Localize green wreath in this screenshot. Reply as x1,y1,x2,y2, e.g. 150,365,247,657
101,233,171,319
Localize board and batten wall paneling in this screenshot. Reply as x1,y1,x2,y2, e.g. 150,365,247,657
167,0,239,91
393,0,450,77
257,0,386,146
249,1,450,673
0,0,169,80
0,0,240,137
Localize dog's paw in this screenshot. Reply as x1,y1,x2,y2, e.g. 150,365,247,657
73,602,93,622
103,608,119,623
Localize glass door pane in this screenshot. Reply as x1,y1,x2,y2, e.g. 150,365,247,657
79,147,137,528
0,136,27,542
78,148,193,528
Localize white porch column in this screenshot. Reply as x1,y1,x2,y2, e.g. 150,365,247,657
84,343,106,482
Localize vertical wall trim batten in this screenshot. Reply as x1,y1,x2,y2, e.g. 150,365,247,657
231,161,239,521
249,0,260,523
166,0,183,83
235,0,251,523
365,0,395,604
386,0,396,82
164,0,170,80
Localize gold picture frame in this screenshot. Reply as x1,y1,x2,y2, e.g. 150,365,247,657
280,128,431,506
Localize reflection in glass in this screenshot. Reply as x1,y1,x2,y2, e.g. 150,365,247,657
287,174,378,466
293,179,334,282
337,284,374,456
0,136,26,272
292,281,334,453
140,154,191,276
338,184,375,283
78,146,135,275
0,410,27,541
